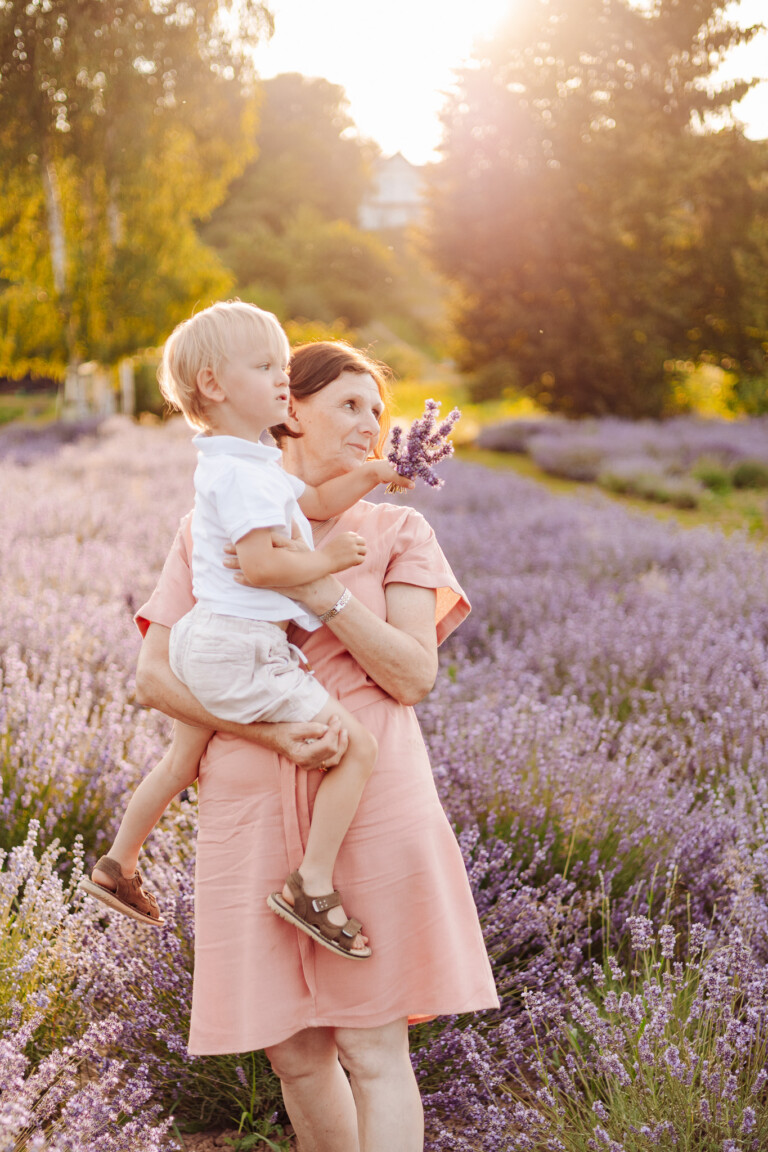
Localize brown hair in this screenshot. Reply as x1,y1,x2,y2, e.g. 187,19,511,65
271,340,393,458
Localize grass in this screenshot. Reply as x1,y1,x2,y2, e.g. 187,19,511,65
0,389,59,425
457,446,768,538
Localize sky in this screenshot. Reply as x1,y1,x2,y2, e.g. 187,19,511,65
250,0,768,165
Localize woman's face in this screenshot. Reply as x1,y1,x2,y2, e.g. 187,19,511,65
286,370,385,480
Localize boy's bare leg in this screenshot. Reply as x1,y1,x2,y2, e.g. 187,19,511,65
284,698,377,953
93,721,213,887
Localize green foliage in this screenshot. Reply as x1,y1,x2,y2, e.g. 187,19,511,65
0,0,270,376
0,832,92,1052
0,400,23,426
732,374,768,416
224,1124,293,1152
201,73,406,329
429,0,768,417
239,209,401,328
691,456,732,494
598,469,703,509
132,356,165,419
518,919,768,1151
365,339,427,382
466,358,521,403
283,317,355,346
731,458,768,489
203,73,374,243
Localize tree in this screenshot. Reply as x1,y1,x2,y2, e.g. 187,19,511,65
429,0,767,416
0,0,272,380
198,72,401,328
202,73,374,246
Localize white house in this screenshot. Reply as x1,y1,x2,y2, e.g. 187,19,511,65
359,153,426,231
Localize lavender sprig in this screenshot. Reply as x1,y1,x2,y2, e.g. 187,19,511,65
387,398,461,492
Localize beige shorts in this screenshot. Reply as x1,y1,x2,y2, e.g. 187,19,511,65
169,604,329,725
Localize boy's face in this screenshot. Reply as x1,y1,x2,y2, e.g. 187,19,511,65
215,332,290,436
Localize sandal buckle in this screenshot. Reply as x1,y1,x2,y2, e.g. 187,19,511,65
312,896,332,912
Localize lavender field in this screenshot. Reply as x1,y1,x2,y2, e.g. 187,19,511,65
478,416,768,512
4,416,768,1151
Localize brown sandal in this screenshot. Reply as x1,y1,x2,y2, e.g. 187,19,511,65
267,871,371,959
80,855,165,928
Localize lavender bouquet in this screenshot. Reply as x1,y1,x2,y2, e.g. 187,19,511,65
387,398,461,492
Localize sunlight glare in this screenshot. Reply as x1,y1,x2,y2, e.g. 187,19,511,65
252,0,767,163
252,0,519,163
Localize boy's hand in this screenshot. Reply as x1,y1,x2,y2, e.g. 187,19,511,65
367,460,415,489
224,531,307,584
321,531,366,572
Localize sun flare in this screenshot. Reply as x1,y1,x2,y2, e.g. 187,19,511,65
253,0,768,163
252,0,519,162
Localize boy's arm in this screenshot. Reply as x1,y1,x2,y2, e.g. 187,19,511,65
298,460,412,521
235,526,366,588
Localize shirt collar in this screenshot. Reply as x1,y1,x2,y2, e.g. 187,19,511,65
193,433,282,463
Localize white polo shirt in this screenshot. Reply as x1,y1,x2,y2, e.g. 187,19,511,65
190,433,320,630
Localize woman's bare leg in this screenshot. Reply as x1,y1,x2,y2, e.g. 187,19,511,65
93,721,212,886
335,1019,423,1152
285,697,376,952
265,1027,359,1152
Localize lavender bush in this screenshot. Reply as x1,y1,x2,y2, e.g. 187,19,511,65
4,417,768,1145
0,826,177,1150
0,415,105,466
478,414,768,508
514,919,768,1150
0,1012,175,1152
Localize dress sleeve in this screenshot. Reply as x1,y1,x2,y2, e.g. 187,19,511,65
383,508,470,646
134,513,196,638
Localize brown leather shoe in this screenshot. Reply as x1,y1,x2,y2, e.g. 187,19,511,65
80,855,165,927
267,871,370,959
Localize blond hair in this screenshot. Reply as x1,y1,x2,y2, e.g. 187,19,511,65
158,301,289,430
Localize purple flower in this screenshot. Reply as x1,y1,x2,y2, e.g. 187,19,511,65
741,1106,756,1133
387,399,461,490
626,916,654,953
658,925,676,959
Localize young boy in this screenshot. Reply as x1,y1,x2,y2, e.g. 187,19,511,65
81,301,408,959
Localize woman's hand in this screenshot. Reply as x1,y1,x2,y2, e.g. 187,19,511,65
269,714,349,771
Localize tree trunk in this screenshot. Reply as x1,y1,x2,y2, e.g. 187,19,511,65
41,144,82,417
40,144,66,295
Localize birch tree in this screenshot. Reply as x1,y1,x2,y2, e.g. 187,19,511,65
0,0,272,380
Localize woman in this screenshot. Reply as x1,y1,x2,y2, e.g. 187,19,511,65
134,341,499,1151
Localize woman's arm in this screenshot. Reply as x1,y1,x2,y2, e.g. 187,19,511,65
231,568,437,708
135,623,349,768
321,578,438,706
225,539,439,705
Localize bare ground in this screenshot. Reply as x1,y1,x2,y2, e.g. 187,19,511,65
180,1129,297,1151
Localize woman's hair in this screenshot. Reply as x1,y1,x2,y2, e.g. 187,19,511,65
157,300,289,430
271,340,393,458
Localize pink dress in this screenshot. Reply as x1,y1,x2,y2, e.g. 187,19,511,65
136,499,499,1054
